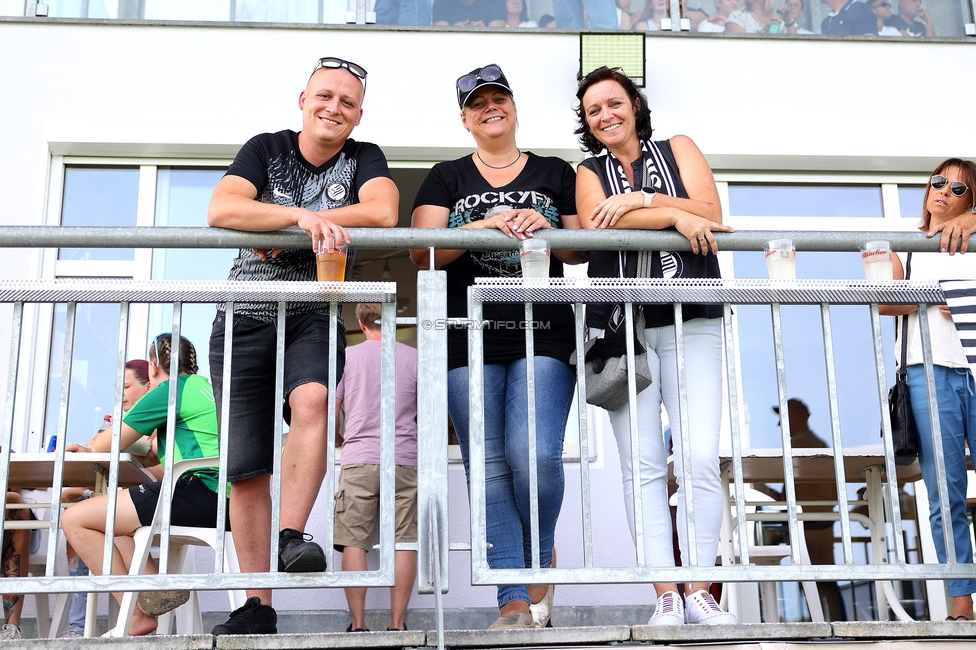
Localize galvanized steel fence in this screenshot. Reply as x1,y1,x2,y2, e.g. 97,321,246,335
0,227,970,637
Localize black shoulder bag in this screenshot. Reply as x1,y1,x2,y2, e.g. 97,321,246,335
886,252,920,466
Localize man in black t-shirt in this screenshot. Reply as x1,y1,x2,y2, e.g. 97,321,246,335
207,57,398,636
884,0,934,35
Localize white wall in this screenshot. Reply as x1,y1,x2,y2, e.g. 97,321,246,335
1,18,975,617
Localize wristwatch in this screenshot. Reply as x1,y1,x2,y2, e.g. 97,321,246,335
641,186,656,208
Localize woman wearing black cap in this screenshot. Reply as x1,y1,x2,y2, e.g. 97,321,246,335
410,64,584,630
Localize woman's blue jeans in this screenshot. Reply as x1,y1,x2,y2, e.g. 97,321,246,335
907,364,976,597
448,356,575,608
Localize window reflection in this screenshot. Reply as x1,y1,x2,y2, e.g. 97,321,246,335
43,302,123,448
150,168,235,380
728,184,884,217
59,167,138,261
898,185,925,220
732,251,895,449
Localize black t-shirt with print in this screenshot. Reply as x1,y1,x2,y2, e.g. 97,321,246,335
412,152,577,371
221,131,391,321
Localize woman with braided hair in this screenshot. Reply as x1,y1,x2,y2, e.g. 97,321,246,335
61,333,224,636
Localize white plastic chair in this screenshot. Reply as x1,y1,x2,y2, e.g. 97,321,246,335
720,486,825,623
104,457,244,637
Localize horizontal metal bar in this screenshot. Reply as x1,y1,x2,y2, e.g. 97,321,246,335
470,278,943,305
10,560,975,595
467,563,976,584
0,279,397,303
0,226,947,252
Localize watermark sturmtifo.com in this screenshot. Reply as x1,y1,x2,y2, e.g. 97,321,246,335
420,319,552,331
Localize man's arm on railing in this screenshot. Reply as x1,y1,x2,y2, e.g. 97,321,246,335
208,175,398,242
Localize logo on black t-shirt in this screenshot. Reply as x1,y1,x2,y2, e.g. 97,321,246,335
327,182,349,203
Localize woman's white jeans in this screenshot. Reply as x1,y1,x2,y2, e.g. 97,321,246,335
607,317,725,571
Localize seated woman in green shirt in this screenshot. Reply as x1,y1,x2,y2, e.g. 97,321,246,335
61,333,223,636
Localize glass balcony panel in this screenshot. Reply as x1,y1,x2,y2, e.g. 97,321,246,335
143,0,230,21
44,0,119,17
728,183,884,217
234,0,322,23
59,167,138,261
0,0,25,17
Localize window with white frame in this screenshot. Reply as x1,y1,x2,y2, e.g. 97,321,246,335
35,159,232,451
714,172,927,452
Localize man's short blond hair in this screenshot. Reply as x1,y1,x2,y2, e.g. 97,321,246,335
356,303,382,330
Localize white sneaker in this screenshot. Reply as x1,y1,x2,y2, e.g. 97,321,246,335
647,590,685,625
58,627,83,638
0,624,21,640
684,589,737,625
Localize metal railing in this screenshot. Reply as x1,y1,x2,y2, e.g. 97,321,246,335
0,227,971,638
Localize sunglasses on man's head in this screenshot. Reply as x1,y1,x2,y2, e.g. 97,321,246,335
872,2,891,8
311,57,368,90
456,64,504,94
931,175,970,197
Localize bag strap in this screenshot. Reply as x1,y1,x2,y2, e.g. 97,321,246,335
897,252,912,373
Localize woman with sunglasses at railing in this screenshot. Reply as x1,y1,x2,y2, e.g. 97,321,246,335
410,63,585,630
880,158,976,622
61,334,223,636
574,66,736,626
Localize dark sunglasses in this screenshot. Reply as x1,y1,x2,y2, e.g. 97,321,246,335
456,64,504,94
931,175,970,197
311,57,368,90
872,2,891,7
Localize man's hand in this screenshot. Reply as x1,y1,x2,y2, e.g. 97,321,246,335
295,208,350,250
928,212,976,255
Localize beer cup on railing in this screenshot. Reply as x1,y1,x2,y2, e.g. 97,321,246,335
764,239,796,280
860,240,893,281
316,235,348,282
519,238,550,286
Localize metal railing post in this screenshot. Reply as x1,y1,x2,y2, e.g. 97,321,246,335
416,270,449,594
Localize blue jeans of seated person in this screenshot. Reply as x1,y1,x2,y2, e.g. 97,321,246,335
448,357,575,608
907,364,976,597
373,0,431,25
68,556,89,633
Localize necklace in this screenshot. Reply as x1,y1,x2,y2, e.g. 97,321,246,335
477,149,521,170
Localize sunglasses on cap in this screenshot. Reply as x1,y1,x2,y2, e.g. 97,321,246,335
457,64,503,93
931,175,970,197
311,57,368,91
456,64,512,107
871,2,891,7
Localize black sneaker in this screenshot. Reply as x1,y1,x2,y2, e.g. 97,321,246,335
211,597,277,635
278,528,327,572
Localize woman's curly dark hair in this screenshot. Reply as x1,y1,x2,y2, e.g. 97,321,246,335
574,66,653,156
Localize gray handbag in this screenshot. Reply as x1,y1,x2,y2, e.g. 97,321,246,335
578,251,653,412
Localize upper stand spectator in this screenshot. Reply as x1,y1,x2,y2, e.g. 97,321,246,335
883,0,934,35
433,0,507,26
820,0,877,34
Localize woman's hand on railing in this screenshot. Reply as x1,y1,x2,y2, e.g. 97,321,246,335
929,212,976,255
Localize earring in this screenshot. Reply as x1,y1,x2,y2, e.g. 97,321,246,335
971,206,976,214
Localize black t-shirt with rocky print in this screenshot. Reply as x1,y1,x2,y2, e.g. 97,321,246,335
412,152,577,370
